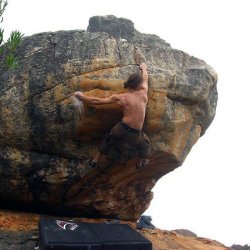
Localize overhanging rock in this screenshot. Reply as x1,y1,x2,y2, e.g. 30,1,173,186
0,15,218,220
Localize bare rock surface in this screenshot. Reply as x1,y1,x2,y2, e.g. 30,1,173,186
0,15,218,220
171,228,197,237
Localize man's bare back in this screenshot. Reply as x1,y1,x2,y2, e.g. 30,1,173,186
115,90,148,130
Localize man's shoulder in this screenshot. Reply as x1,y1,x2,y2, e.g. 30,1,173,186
112,93,128,106
135,88,148,96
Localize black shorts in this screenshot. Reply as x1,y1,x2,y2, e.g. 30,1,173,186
99,121,151,159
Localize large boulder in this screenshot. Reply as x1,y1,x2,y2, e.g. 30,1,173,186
0,15,218,220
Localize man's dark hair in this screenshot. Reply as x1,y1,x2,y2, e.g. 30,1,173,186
124,73,143,89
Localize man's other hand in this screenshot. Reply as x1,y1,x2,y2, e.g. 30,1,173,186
74,91,84,100
140,63,147,70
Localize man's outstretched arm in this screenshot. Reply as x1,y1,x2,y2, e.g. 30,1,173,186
74,91,119,105
140,63,148,92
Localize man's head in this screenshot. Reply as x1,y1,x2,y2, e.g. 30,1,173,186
124,73,143,90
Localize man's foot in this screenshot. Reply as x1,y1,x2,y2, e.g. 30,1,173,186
136,159,149,170
87,158,98,168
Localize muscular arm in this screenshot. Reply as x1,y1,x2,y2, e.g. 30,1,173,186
140,63,148,92
74,91,120,105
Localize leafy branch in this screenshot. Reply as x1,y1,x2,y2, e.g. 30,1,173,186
0,0,24,69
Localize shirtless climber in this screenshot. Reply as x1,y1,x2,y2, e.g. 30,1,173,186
74,63,151,168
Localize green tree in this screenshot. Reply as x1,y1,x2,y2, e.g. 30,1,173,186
0,0,24,69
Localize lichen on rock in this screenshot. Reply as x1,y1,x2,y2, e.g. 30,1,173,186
0,15,218,220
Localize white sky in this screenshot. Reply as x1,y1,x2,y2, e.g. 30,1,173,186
2,0,250,247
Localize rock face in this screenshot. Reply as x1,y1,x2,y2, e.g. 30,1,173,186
231,245,250,250
0,15,218,220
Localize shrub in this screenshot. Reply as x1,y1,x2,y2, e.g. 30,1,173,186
0,0,24,69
